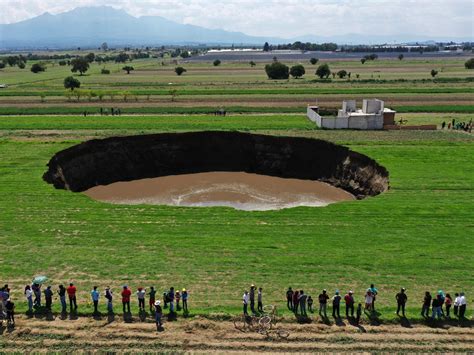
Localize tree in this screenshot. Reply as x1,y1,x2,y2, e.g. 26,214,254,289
290,64,305,79
58,60,67,66
315,63,331,79
361,58,366,64
180,51,190,58
115,52,130,63
310,58,319,65
430,69,438,78
398,54,404,61
263,42,270,52
0,62,5,69
122,66,134,74
70,57,90,75
18,61,26,69
101,42,108,51
85,52,95,63
213,59,221,66
337,70,347,79
249,61,256,67
175,67,187,76
465,58,474,69
64,76,81,91
265,62,289,80
31,63,46,73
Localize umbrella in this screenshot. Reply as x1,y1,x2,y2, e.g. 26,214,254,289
32,275,48,284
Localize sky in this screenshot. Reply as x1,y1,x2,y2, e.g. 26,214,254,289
1,0,473,39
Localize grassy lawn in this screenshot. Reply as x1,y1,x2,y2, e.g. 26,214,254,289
0,122,472,320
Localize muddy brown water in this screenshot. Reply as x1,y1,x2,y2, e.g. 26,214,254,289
84,172,355,211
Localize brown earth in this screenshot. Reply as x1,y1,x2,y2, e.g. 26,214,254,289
2,315,473,353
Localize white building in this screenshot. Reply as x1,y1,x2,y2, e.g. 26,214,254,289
307,99,396,130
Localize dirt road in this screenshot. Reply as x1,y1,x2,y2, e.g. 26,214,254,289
1,315,473,353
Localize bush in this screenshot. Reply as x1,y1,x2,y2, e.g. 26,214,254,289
175,67,187,76
465,58,474,69
213,59,221,66
431,69,438,78
265,62,289,79
0,62,5,69
315,63,331,79
310,58,319,65
58,60,67,66
290,64,305,79
31,63,46,73
249,61,256,67
101,69,110,74
18,61,26,69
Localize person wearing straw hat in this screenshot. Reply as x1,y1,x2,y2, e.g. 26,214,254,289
182,289,188,313
154,300,163,330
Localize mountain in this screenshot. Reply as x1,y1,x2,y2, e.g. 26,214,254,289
0,6,281,49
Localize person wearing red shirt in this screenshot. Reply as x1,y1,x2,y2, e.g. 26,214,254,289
121,285,131,313
67,283,77,311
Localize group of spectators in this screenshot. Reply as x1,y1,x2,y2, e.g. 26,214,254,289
441,118,473,133
0,283,189,331
98,107,122,116
422,290,468,320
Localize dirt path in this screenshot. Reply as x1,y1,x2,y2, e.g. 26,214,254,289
2,315,473,353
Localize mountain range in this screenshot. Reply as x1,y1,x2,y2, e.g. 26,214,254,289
0,6,471,49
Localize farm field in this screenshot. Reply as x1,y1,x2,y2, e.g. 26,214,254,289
0,53,473,351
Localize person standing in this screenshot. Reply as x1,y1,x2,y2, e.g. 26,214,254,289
175,290,181,311
44,286,53,310
293,290,299,314
121,285,131,313
91,286,100,314
453,293,460,316
421,291,432,318
148,287,156,313
445,294,452,318
299,290,307,316
242,291,249,315
318,289,329,317
396,288,407,317
154,300,163,330
249,285,256,315
365,291,373,312
67,283,77,312
431,296,442,320
182,289,189,313
105,287,113,314
257,288,263,313
356,303,362,324
369,284,378,311
307,296,314,313
32,283,41,308
57,285,67,313
332,291,341,318
137,287,146,311
5,299,15,326
168,287,175,313
458,292,467,319
344,291,355,318
286,287,294,311
24,285,33,313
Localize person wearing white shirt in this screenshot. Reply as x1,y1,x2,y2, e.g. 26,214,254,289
24,285,33,313
453,293,460,316
242,291,249,315
458,292,467,319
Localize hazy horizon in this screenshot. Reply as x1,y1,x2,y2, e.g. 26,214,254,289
1,0,472,41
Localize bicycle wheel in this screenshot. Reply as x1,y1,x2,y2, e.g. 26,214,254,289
259,315,272,331
276,328,290,339
233,315,247,332
263,304,275,314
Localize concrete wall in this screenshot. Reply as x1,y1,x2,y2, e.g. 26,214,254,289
306,106,321,125
342,100,356,112
363,99,384,114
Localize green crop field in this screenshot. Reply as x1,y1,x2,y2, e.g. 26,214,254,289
0,53,473,325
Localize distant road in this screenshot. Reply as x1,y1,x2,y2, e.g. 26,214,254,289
186,50,472,62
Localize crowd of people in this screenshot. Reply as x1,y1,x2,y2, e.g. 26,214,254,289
0,282,470,331
441,118,473,133
0,283,189,331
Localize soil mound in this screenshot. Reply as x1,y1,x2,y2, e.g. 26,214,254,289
43,131,389,199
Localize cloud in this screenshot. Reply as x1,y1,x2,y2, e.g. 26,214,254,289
1,0,472,39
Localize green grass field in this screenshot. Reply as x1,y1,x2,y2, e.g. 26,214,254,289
0,53,473,322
